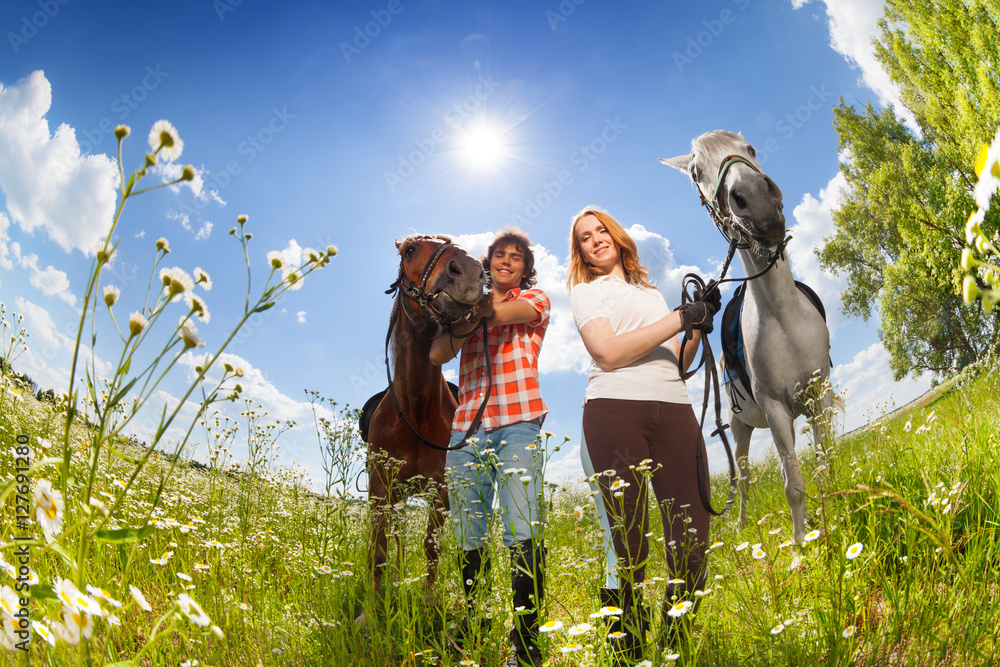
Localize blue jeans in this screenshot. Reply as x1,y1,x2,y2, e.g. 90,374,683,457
445,419,545,550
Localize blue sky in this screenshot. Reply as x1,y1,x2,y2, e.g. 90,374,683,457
0,0,933,490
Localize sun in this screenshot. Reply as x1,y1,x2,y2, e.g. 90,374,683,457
459,125,506,169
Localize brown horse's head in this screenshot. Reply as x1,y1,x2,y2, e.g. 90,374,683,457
394,235,486,323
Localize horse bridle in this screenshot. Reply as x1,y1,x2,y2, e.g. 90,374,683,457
697,154,791,266
383,238,492,452
387,238,461,325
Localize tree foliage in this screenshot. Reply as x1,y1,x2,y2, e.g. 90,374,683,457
818,0,1000,379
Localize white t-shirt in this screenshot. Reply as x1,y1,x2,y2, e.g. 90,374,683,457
570,274,690,404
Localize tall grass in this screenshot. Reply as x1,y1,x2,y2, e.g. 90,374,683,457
3,345,999,665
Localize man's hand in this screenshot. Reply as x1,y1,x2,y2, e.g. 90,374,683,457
472,293,494,321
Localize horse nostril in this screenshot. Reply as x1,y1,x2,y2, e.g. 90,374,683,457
731,191,748,211
448,259,463,276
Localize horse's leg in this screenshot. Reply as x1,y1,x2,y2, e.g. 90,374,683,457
731,417,753,530
761,400,808,545
356,471,391,628
422,481,448,607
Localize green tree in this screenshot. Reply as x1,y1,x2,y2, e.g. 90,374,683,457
818,0,1000,379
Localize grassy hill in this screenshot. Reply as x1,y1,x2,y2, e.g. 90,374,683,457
2,357,999,666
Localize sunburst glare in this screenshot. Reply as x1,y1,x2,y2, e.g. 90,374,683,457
459,124,507,169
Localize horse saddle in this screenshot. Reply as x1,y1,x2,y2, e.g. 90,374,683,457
720,281,826,409
359,382,461,443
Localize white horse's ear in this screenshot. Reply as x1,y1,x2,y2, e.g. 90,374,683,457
659,155,691,172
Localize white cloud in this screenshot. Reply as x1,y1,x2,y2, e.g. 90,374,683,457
791,0,916,128
833,341,933,432
532,243,588,375
296,310,307,324
12,296,112,391
14,296,74,351
155,162,224,207
545,444,586,487
0,70,118,255
0,212,12,270
28,265,78,308
788,170,848,332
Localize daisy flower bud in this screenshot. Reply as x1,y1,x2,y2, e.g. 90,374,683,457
181,165,196,181
114,125,130,140
33,479,64,540
963,275,981,304
326,245,339,257
193,267,212,290
103,285,120,307
178,319,204,350
156,237,170,253
961,247,976,271
129,312,148,338
237,215,248,225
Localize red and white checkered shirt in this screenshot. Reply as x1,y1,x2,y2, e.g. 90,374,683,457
453,288,550,432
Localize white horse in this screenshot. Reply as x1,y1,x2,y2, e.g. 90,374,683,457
661,130,834,544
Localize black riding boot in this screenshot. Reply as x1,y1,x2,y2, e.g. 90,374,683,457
601,585,647,664
508,540,545,667
457,547,491,647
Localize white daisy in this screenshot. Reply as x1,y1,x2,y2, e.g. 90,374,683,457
148,120,184,161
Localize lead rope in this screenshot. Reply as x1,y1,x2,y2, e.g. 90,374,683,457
383,304,493,452
678,230,792,516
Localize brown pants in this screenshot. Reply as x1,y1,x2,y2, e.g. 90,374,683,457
582,398,710,586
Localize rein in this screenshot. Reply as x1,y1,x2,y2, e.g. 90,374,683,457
678,153,792,516
382,240,493,452
383,307,491,452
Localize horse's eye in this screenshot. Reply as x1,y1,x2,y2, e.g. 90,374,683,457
690,167,701,182
747,145,757,158
404,246,415,258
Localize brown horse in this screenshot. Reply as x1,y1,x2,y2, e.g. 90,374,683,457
356,235,486,628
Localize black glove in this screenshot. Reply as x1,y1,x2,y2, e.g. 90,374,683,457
678,301,716,335
693,284,722,315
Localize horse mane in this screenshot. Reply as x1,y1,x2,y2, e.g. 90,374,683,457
691,129,745,155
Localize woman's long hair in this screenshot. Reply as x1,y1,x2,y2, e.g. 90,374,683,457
565,207,653,290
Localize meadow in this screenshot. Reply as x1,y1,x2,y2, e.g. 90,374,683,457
3,122,1000,667
3,326,999,666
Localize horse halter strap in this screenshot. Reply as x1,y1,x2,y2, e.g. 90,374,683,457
387,239,456,325
698,154,790,267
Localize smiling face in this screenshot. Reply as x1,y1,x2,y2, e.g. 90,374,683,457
574,214,620,274
488,243,525,294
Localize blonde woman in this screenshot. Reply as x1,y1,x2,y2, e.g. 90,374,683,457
567,207,719,660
